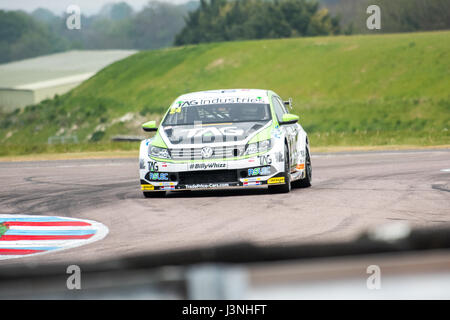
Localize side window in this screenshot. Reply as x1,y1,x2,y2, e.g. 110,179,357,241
272,96,287,122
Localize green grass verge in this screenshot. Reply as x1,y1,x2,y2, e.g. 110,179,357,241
0,31,449,154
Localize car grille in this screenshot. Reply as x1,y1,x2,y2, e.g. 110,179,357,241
170,146,245,160
178,170,238,185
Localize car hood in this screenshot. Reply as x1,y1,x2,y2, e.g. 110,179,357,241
161,121,269,145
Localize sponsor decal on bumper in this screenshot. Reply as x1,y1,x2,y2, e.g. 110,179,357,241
185,183,231,189
152,181,177,186
160,185,175,191
141,184,155,191
243,181,262,186
267,177,285,184
187,162,228,171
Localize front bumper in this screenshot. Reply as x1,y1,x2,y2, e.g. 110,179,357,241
139,153,286,192
140,171,286,191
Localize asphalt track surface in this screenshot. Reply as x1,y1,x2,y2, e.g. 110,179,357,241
0,149,449,267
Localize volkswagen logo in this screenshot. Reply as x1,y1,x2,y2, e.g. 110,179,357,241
201,146,213,159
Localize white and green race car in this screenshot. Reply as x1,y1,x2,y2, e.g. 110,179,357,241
139,89,311,197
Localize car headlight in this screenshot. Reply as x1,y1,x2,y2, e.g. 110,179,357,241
245,139,272,155
149,146,171,159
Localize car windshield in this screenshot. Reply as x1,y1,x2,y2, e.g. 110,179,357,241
162,103,271,126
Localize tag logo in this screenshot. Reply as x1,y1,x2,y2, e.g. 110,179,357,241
186,127,244,139
148,161,159,172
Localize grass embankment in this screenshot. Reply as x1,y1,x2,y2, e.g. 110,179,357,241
1,31,449,158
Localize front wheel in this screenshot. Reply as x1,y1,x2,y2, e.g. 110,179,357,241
268,145,291,194
293,148,312,188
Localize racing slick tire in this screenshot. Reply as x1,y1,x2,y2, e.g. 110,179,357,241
268,145,291,194
292,147,312,188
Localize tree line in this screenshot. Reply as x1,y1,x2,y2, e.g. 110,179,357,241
175,0,340,45
0,1,197,64
322,0,450,35
1,0,449,64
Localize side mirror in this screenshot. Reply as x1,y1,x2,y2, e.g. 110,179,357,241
142,121,157,132
279,113,299,125
283,98,293,110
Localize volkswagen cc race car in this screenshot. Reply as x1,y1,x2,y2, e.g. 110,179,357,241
139,89,311,197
